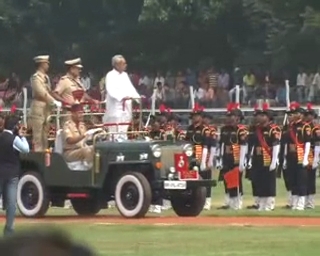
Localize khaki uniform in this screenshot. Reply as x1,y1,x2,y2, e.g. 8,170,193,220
54,75,85,105
62,120,93,163
55,75,85,123
29,71,55,151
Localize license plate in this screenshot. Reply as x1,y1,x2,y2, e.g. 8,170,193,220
164,181,187,190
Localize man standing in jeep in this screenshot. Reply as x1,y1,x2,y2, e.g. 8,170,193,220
104,55,141,141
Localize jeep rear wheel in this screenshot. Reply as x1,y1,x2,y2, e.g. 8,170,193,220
115,172,152,218
170,186,206,217
71,198,101,216
17,172,50,218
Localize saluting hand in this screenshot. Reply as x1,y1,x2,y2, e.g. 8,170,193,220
18,126,27,137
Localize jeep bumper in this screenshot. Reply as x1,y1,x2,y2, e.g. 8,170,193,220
153,179,217,190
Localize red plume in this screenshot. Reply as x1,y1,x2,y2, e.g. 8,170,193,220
166,107,171,113
159,104,166,113
10,104,17,113
290,101,300,109
234,103,240,109
262,102,269,111
307,103,312,110
227,103,233,112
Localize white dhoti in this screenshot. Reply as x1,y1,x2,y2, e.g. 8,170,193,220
103,114,132,141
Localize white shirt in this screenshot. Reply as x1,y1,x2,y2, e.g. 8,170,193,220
105,69,140,119
313,73,320,89
296,73,307,86
154,76,165,87
139,76,152,87
194,88,206,100
151,88,165,101
3,130,30,153
81,77,91,91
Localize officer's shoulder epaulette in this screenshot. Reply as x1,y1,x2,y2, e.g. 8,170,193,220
31,72,42,80
60,75,69,80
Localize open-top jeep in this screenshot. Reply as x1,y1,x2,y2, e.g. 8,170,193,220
16,95,216,218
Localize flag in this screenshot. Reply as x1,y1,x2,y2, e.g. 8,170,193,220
224,167,239,189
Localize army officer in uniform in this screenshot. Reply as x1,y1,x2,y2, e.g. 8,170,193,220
53,58,98,106
29,55,62,152
62,104,96,167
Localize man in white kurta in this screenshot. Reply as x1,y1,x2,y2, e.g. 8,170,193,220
104,55,141,141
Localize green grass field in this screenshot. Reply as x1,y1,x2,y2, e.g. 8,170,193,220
4,224,320,256
2,178,320,255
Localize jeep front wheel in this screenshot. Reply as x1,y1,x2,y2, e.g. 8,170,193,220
170,186,206,217
115,172,152,218
17,172,50,218
71,198,101,216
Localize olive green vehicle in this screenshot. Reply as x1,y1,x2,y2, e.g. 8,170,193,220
17,129,216,219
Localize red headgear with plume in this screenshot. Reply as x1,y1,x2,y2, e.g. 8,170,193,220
10,104,17,113
262,102,269,111
307,103,313,110
159,104,171,113
227,103,234,112
289,101,300,111
193,103,204,113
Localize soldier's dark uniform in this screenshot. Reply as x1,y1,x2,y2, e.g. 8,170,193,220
246,124,259,209
280,123,293,208
185,110,212,209
219,119,247,210
284,107,311,210
304,106,320,208
250,111,281,210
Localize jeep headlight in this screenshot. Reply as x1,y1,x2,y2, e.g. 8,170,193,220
183,144,193,157
151,144,162,158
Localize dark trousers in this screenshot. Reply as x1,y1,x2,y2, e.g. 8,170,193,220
251,180,258,197
252,167,276,197
307,167,316,195
200,169,212,197
290,164,308,196
283,168,292,192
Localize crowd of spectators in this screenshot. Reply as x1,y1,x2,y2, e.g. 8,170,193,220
1,66,320,110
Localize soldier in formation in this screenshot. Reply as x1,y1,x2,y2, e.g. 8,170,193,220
185,103,214,210
217,103,247,210
249,103,281,211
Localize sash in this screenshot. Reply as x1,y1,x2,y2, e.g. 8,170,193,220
257,128,271,157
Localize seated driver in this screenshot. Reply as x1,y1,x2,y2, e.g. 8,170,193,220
62,103,94,166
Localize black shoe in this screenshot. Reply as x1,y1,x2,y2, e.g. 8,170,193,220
217,205,230,210
282,205,292,209
247,205,259,209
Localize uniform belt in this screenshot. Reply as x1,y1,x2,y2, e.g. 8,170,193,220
32,98,47,103
63,147,81,152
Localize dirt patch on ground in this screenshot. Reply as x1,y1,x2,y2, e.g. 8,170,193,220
2,215,320,227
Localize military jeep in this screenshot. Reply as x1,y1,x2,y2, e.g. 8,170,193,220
18,129,215,219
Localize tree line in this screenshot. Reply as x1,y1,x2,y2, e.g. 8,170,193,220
0,0,319,79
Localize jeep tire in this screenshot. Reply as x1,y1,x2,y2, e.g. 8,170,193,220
115,172,152,218
17,172,50,218
71,198,101,216
170,186,206,217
